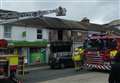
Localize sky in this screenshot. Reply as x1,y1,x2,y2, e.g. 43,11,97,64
0,0,120,24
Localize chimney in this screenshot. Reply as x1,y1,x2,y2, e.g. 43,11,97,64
81,17,90,23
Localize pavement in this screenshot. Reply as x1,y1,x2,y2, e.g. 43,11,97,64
24,64,49,72
24,65,109,83
25,65,49,72
39,72,109,83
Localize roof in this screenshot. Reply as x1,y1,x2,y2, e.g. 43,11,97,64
1,17,106,32
0,9,119,33
103,19,120,35
103,19,120,27
109,19,120,26
2,17,88,30
0,9,103,31
79,22,104,32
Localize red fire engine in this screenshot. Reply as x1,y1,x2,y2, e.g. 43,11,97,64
0,39,24,83
84,33,120,70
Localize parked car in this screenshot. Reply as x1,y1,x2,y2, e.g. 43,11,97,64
49,52,74,69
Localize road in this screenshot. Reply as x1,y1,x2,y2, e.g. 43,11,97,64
24,67,109,83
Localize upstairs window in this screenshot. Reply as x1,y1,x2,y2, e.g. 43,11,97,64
58,30,63,40
4,25,12,38
37,29,42,39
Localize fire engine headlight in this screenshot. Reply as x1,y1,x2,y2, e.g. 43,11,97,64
0,68,4,74
53,53,57,58
56,57,60,61
104,62,110,65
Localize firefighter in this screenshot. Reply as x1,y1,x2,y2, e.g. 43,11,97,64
109,51,120,83
110,49,118,64
72,47,84,71
78,47,85,69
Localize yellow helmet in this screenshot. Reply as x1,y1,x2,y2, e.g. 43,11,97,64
79,48,84,53
79,48,82,51
75,48,79,51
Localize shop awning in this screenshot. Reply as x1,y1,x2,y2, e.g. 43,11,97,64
8,40,48,47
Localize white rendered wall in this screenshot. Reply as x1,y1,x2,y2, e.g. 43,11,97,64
1,25,49,41
0,25,4,39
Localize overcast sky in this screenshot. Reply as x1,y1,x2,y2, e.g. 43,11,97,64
0,0,120,24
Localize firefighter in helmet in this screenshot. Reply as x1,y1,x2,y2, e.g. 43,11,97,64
72,47,84,71
110,49,118,64
109,51,120,83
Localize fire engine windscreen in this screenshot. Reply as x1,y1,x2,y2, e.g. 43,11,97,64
0,48,14,55
84,39,117,50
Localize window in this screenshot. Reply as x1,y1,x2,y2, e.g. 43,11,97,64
37,29,42,39
58,30,63,40
4,25,12,38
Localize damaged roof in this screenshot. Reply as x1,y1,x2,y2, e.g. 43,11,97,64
79,22,104,32
3,17,88,30
0,17,106,32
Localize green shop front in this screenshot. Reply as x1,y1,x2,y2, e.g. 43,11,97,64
8,40,48,64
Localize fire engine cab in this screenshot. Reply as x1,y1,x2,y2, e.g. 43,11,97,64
0,39,24,82
84,33,120,70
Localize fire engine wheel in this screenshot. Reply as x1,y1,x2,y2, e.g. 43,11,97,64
11,78,23,83
50,65,55,69
18,80,23,83
60,63,65,69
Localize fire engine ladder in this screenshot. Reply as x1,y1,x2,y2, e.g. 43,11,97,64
0,6,66,24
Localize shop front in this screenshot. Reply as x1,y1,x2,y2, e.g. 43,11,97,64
8,40,48,65
30,48,46,64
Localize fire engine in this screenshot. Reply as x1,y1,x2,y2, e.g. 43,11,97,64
84,33,120,70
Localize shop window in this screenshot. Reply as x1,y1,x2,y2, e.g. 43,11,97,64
4,25,12,38
37,29,42,39
30,48,40,53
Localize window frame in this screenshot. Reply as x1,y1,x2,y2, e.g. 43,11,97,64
37,29,43,39
4,25,12,38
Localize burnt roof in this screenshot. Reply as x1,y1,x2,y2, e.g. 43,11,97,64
1,16,108,32
79,22,104,32
4,17,88,30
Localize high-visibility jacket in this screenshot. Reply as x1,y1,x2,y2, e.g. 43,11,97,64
72,54,81,61
110,50,118,58
72,47,84,61
79,48,84,54
72,51,81,61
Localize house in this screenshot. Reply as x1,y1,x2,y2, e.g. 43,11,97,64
6,17,104,61
103,19,120,35
0,12,105,65
0,18,49,64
